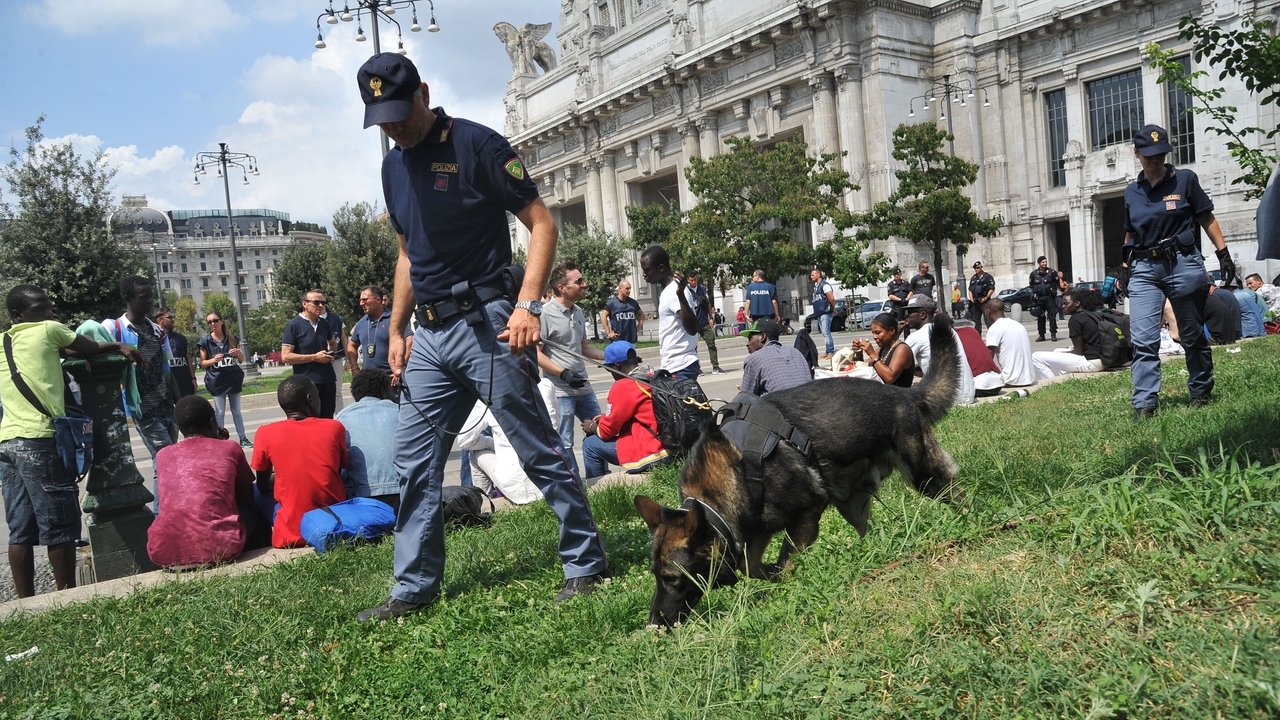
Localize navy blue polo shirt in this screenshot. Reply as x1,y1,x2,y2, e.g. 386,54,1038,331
282,314,334,385
690,283,710,325
349,309,411,373
1124,164,1213,250
381,107,541,304
746,281,777,317
605,295,642,343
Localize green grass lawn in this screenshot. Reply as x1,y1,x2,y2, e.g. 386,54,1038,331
4,340,1280,717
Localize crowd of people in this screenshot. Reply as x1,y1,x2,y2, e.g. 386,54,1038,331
4,61,1278,624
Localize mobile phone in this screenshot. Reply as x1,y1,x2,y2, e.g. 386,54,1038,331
326,349,342,358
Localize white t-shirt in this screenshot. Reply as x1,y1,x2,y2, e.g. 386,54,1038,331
658,281,700,373
985,317,1036,387
905,323,976,406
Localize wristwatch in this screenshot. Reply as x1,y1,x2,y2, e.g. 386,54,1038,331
515,300,543,316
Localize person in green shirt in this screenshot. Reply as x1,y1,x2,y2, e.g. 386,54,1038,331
1,284,143,598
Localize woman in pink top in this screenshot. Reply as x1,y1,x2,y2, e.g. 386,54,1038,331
146,396,256,567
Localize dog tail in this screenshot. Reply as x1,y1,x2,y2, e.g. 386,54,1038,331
909,312,960,426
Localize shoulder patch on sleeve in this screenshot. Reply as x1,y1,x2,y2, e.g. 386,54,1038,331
504,158,525,180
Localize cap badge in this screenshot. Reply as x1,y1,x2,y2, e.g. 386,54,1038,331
370,77,383,97
1150,130,1160,142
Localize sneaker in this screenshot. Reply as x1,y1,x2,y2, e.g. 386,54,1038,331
553,573,605,603
1189,394,1211,408
1133,406,1158,422
239,437,253,448
711,368,726,374
1036,336,1046,342
357,596,434,623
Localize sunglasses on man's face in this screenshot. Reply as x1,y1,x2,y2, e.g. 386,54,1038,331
307,299,327,306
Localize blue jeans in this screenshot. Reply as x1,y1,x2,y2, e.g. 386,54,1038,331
672,360,701,381
556,392,603,477
392,300,606,604
212,392,247,441
818,312,834,354
0,437,80,546
1128,251,1213,409
581,434,620,479
136,414,179,514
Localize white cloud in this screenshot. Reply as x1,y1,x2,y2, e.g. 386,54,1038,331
21,0,246,45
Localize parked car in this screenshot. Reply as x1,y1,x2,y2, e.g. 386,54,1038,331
998,286,1036,312
1075,280,1104,293
851,300,886,328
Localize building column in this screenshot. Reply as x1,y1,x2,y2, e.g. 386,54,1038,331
807,73,839,156
599,151,619,233
697,114,720,159
582,156,603,227
834,64,869,211
678,121,700,209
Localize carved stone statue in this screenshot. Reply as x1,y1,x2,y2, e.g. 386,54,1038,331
495,22,558,77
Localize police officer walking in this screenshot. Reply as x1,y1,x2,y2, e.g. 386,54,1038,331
966,261,995,333
354,53,607,622
1029,256,1059,342
1120,124,1235,421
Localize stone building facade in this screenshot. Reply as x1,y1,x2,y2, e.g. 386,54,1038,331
501,0,1277,317
112,195,330,314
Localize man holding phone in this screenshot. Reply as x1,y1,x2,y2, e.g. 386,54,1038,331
281,289,340,418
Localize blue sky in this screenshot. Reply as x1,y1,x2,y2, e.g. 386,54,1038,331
0,0,561,226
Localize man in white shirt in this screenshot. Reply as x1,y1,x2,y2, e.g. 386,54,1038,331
902,295,976,406
984,301,1037,387
639,245,701,380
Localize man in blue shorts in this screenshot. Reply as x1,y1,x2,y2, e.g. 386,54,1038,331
354,53,607,621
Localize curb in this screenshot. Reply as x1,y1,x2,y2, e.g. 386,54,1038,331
0,471,651,621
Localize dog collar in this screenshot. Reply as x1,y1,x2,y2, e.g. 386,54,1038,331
680,496,742,572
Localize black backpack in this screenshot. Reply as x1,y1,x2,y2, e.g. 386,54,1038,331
441,485,493,528
1085,310,1133,368
639,371,713,454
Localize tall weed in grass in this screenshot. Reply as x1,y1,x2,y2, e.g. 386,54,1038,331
2,340,1280,717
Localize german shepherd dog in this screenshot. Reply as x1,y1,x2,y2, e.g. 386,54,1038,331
634,313,965,627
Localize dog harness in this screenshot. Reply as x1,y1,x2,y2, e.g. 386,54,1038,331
716,393,815,514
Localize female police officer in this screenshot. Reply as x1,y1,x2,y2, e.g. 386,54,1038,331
1119,124,1236,421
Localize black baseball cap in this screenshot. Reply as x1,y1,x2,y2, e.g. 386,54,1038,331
741,319,782,339
1133,124,1173,156
357,53,421,128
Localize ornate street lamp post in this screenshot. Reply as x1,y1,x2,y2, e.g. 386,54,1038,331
192,144,261,377
314,0,440,155
908,75,992,304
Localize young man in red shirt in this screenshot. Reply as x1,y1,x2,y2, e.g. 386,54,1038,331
250,375,348,548
580,341,668,479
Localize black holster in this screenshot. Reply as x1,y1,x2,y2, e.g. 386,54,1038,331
450,281,486,327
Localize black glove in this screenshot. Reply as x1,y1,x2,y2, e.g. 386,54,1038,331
1116,266,1130,298
1216,247,1237,288
559,368,587,389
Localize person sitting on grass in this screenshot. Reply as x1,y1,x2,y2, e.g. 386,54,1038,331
336,369,398,511
850,312,915,387
1031,289,1108,378
250,375,348,549
146,395,261,568
579,341,669,479
955,325,1005,397
983,300,1036,388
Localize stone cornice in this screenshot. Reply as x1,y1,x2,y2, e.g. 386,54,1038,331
996,0,1147,43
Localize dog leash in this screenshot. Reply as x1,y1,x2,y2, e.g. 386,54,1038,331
539,337,718,412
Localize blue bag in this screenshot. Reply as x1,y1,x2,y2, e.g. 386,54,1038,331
299,497,396,553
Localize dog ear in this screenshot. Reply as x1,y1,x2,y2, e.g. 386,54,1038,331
634,495,666,533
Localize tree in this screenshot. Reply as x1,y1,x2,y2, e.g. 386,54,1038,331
0,117,150,326
852,123,1002,295
172,295,198,334
271,240,331,308
292,220,329,234
201,293,239,336
245,299,296,354
624,202,682,252
679,135,864,287
1146,15,1280,200
557,222,630,338
324,201,398,322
